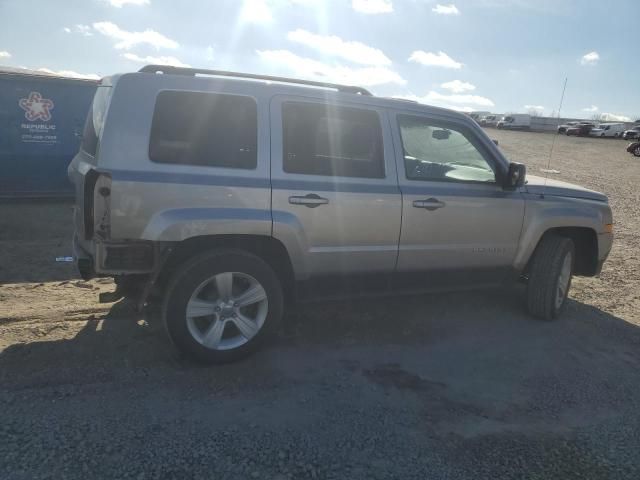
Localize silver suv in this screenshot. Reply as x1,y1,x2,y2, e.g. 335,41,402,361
69,66,613,363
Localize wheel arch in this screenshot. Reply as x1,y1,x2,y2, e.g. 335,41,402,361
156,234,296,304
524,227,599,277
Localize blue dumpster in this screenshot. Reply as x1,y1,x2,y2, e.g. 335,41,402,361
0,68,97,197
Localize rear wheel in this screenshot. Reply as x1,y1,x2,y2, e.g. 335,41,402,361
526,234,575,320
634,145,640,157
163,250,283,364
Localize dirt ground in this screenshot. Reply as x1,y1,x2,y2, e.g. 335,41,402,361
1,131,640,479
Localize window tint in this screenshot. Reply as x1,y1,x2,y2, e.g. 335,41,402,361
81,86,111,157
398,115,496,183
282,102,384,178
149,91,257,169
80,104,98,156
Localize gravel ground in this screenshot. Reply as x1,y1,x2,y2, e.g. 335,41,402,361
1,130,640,479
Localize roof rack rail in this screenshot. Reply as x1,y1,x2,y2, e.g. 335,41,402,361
138,65,372,96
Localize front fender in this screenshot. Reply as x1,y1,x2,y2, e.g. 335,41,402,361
141,208,271,242
514,194,612,271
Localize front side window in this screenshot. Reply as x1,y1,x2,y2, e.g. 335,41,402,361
398,115,496,183
282,102,384,178
149,91,257,169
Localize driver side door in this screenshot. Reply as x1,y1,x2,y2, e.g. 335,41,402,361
391,112,525,285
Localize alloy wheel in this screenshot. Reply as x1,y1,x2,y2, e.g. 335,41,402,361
185,272,268,350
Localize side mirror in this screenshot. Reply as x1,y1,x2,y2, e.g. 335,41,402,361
492,139,499,146
504,162,526,190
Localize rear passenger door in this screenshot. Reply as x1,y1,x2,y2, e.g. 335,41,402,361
270,96,401,278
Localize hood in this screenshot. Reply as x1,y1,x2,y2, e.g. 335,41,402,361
524,175,608,202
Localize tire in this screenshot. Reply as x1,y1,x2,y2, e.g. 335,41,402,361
163,249,284,364
526,234,575,321
634,146,640,157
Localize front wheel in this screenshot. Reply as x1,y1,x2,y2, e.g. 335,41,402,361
634,145,640,157
163,250,283,364
526,234,575,320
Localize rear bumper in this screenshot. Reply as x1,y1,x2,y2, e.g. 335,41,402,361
73,234,157,277
73,234,95,280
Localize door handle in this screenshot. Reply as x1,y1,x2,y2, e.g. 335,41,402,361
413,198,446,211
289,194,329,208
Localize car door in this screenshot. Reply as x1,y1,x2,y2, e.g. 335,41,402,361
391,111,525,285
271,96,401,278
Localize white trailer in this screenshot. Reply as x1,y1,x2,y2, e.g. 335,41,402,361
589,123,625,138
497,114,531,130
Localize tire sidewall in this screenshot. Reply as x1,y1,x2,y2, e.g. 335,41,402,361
552,247,574,318
163,251,283,363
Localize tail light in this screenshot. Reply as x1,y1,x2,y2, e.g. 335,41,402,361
84,171,111,240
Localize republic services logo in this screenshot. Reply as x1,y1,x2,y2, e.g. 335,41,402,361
19,91,54,122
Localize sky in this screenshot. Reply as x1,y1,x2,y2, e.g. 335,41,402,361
0,0,637,121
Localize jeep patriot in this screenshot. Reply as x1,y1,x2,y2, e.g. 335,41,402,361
68,66,613,363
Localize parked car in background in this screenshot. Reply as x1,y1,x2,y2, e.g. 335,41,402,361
622,127,640,140
469,111,491,123
566,122,595,136
627,141,640,157
479,114,499,127
497,114,531,130
589,123,625,138
557,121,580,134
68,65,613,363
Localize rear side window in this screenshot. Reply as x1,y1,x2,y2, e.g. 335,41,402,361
149,91,257,169
282,102,384,178
81,85,111,157
80,104,98,156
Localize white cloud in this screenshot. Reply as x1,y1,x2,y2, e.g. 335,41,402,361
256,49,405,86
582,105,598,113
441,79,475,93
580,51,599,66
524,104,544,112
0,50,11,59
287,29,391,66
103,0,150,6
394,93,474,112
240,0,273,23
36,68,100,80
352,0,393,14
93,21,178,50
122,53,190,67
75,24,93,36
409,50,462,69
432,4,460,15
396,91,494,108
64,24,92,36
600,112,631,122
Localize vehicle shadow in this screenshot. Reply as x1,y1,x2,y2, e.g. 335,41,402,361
2,287,639,399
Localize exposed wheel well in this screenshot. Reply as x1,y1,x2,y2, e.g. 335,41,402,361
155,235,296,304
528,227,599,277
